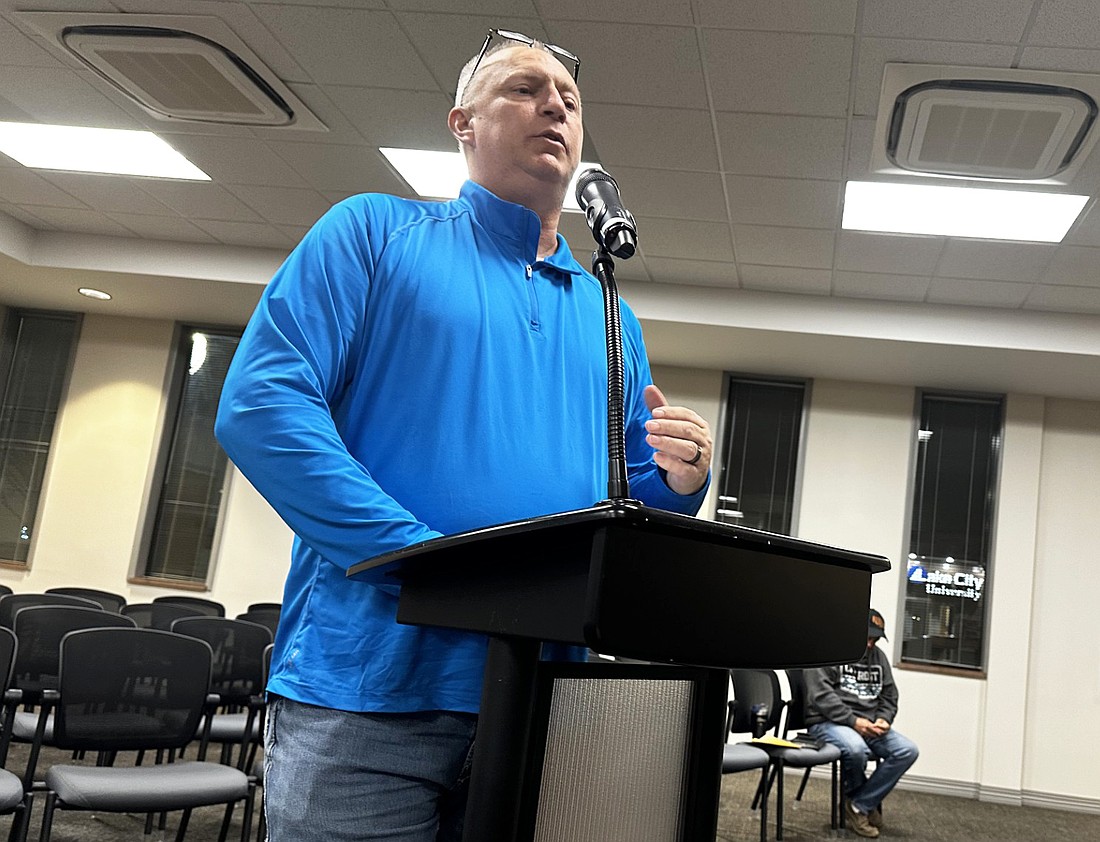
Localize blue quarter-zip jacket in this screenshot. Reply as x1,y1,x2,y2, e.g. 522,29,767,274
216,180,708,713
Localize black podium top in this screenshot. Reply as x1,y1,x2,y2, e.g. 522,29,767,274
348,500,890,669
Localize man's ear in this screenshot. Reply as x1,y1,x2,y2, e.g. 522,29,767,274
448,106,475,150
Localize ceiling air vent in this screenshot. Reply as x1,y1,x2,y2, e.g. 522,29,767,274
62,26,294,126
871,64,1100,185
887,80,1095,180
17,12,326,131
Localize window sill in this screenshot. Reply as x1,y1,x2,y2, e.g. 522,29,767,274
896,660,986,680
127,576,210,593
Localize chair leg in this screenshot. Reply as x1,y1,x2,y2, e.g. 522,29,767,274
39,792,57,842
219,802,235,842
174,809,192,842
775,759,785,842
794,767,811,802
831,760,840,830
6,792,32,842
758,765,769,842
240,785,255,842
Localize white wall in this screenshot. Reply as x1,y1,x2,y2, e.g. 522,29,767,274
1,313,292,617
4,318,1100,809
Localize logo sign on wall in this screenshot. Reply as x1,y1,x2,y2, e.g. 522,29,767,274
907,556,984,603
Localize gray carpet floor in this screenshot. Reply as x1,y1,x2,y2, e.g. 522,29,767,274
2,744,1098,841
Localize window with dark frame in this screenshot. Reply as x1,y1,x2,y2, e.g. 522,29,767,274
0,310,80,565
901,391,1003,671
139,326,240,585
715,375,806,535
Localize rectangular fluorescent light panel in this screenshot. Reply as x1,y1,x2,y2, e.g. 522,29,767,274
381,148,598,211
0,121,209,180
843,181,1087,242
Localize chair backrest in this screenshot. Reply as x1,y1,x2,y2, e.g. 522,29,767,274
729,669,785,736
153,595,225,617
0,585,12,597
52,627,214,753
123,602,206,630
12,606,136,703
783,669,814,732
0,593,101,629
171,617,272,704
247,602,281,613
45,587,127,613
235,608,280,640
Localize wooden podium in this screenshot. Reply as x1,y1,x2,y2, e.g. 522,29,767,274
349,499,890,841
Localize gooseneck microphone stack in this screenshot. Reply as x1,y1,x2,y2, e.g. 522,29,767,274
574,167,639,502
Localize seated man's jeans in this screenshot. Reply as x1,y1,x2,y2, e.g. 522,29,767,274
264,697,477,842
808,721,919,814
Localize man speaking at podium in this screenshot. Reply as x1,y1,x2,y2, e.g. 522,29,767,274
217,29,712,842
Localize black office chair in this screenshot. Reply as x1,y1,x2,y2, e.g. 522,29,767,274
721,695,772,842
0,626,33,841
32,627,255,842
153,596,226,617
44,586,127,613
0,593,100,629
234,608,279,640
784,669,845,829
123,602,206,630
730,669,842,841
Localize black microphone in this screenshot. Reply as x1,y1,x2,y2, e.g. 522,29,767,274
574,168,638,260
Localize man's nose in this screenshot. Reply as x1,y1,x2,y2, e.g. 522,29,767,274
542,87,568,120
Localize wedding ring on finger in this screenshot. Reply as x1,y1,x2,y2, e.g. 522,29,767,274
684,442,703,465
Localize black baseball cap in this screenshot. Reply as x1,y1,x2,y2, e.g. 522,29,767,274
868,609,888,640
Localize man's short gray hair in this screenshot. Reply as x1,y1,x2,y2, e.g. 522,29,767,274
454,38,551,108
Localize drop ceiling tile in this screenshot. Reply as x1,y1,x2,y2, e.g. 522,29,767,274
249,83,366,146
135,181,263,223
164,136,309,187
717,113,845,179
1024,283,1100,314
0,92,34,123
1041,245,1100,287
232,185,334,227
392,0,536,14
703,30,852,117
557,212,594,254
854,39,1016,117
1030,0,1100,49
551,22,707,109
0,203,54,230
846,117,877,179
583,105,718,171
0,15,66,66
725,176,841,229
694,0,857,34
325,86,455,151
832,270,930,302
645,256,738,288
259,6,438,89
936,240,1057,283
107,212,218,243
862,0,1033,42
0,67,144,128
36,173,171,216
250,0,387,6
1065,204,1100,247
192,219,296,250
836,231,944,274
927,277,1033,309
739,264,832,295
0,168,87,208
1019,47,1100,74
634,217,733,262
536,0,690,25
268,142,410,194
397,12,545,101
609,167,727,221
24,206,134,237
732,225,834,269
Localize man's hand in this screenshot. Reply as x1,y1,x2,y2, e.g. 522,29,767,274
643,385,712,496
873,718,892,732
854,717,887,739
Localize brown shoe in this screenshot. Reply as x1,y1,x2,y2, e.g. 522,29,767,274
845,800,880,838
868,806,883,829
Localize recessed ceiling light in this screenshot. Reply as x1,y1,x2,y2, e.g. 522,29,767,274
842,180,1088,242
78,287,112,300
380,148,599,211
0,121,209,180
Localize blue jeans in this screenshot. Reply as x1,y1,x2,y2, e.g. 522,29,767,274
808,721,919,814
264,697,477,842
